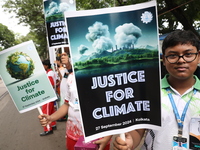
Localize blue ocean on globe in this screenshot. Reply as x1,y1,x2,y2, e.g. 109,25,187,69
10,55,31,73
6,52,35,80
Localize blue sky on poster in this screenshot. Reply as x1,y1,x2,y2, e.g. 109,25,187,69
43,0,76,17
0,1,30,36
66,6,159,62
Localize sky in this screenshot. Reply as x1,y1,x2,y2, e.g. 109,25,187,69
0,1,30,36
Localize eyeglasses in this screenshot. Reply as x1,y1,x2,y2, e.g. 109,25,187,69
165,52,198,64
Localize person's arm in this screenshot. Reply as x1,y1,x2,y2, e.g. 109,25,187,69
94,135,112,150
38,102,69,126
50,102,69,120
113,129,145,150
57,69,62,81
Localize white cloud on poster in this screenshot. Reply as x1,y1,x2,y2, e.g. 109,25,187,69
78,44,89,55
46,1,69,17
114,23,142,49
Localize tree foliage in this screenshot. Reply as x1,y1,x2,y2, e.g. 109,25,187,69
157,0,200,38
76,0,200,38
0,23,16,51
74,48,157,70
2,0,48,57
2,0,200,56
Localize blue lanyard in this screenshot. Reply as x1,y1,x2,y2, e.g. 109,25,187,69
166,88,197,136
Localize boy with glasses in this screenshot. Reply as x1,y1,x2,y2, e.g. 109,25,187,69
113,30,200,150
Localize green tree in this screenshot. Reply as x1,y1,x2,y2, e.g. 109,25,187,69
3,0,200,56
157,0,200,38
0,23,16,51
76,0,114,10
76,0,200,38
2,0,48,57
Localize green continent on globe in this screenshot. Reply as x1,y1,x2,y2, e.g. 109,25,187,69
6,51,35,79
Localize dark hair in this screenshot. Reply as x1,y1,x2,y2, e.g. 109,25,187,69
42,59,51,68
162,30,200,54
56,57,61,61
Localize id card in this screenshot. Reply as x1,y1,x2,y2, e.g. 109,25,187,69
189,118,200,149
172,136,187,150
68,98,79,111
74,98,79,111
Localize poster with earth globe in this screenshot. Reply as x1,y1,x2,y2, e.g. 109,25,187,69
65,1,161,142
0,40,57,113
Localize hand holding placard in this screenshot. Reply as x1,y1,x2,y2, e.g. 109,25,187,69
120,133,125,141
37,107,50,131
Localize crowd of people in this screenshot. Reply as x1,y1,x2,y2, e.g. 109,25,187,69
38,30,200,150
39,48,111,150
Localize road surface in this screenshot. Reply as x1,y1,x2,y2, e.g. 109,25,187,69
0,79,66,150
0,79,143,150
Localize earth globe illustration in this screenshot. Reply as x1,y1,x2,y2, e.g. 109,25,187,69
6,51,35,79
